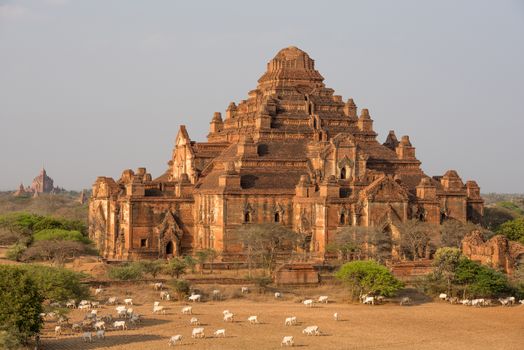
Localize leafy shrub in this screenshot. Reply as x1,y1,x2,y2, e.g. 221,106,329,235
0,266,43,345
108,262,144,281
5,243,26,261
139,260,165,278
335,260,403,299
496,218,524,244
164,258,187,278
22,240,89,265
15,265,89,302
33,228,91,244
170,279,191,300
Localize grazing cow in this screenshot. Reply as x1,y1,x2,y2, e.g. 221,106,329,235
118,310,128,318
82,332,93,342
448,297,460,304
241,286,249,294
126,308,134,318
66,300,76,308
182,306,192,315
499,297,514,306
189,294,201,302
154,301,161,307
275,292,282,299
90,309,98,316
91,301,101,309
190,317,200,325
362,296,375,305
94,321,105,330
214,329,226,337
116,305,127,312
54,326,61,336
400,297,412,306
519,300,524,305
95,288,103,296
124,298,133,306
318,295,328,304
113,321,127,330
302,325,320,336
223,312,234,322
508,297,516,305
153,305,166,315
439,293,448,301
333,312,339,321
222,310,230,315
168,335,182,346
96,329,105,339
107,297,117,305
284,316,297,326
130,314,141,325
472,299,485,307
248,315,259,324
154,282,164,291
192,327,205,339
483,299,492,307
78,304,90,311
213,290,221,300
281,336,294,347
303,299,314,307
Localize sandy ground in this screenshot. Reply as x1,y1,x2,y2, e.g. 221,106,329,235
39,284,524,350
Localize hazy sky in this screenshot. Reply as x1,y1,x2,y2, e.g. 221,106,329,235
1,0,523,193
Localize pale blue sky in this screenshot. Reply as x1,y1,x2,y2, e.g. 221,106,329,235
0,0,523,192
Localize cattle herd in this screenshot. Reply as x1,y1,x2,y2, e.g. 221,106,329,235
41,283,523,347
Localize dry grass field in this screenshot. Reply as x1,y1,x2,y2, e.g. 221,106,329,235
39,283,524,350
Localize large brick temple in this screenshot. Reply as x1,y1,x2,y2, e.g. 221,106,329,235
89,46,483,261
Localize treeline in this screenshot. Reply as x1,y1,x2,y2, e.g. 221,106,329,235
0,212,95,264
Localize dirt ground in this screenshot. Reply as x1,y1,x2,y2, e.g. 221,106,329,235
39,283,524,350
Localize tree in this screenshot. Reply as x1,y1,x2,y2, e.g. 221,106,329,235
195,250,210,275
335,260,403,300
140,260,164,278
22,240,88,266
481,206,516,231
398,220,437,260
454,258,510,298
0,266,43,345
169,279,191,300
432,247,462,295
33,228,91,244
439,220,478,248
108,263,144,281
496,218,524,244
164,258,187,278
183,255,197,274
230,223,300,276
205,248,219,274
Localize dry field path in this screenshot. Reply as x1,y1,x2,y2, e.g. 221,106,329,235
41,292,524,350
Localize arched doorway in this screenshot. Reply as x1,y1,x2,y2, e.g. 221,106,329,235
340,167,346,179
166,241,174,256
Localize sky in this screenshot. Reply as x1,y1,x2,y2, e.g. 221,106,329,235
0,0,523,193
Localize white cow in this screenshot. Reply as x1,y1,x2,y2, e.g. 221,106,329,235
318,295,328,304
124,298,133,305
302,325,320,336
95,288,103,295
54,326,61,336
107,297,117,305
519,300,524,304
182,306,192,315
241,286,249,294
281,336,294,347
461,299,472,306
439,293,448,301
154,301,161,307
223,312,234,322
192,327,205,339
213,290,221,300
113,321,127,330
188,294,201,302
214,329,226,337
303,299,314,307
66,300,76,308
284,316,297,326
362,296,375,305
82,332,93,342
400,297,412,306
154,282,163,291
222,310,230,315
160,291,170,300
248,315,259,324
333,312,339,321
168,335,182,346
153,305,166,314
190,317,200,325
94,321,105,330
472,299,485,307
275,292,282,299
96,330,105,339
90,309,98,316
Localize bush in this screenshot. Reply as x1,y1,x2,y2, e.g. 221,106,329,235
250,276,272,293
5,243,26,261
16,265,89,302
108,262,144,281
170,279,191,300
33,228,91,244
454,258,511,298
22,240,89,265
0,266,43,345
140,260,165,278
335,260,403,299
496,218,524,244
164,258,187,278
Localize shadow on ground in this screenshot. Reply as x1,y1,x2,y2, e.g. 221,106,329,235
43,334,162,349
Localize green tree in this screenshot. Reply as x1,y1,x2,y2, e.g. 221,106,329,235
33,228,91,244
454,258,510,298
0,266,44,346
169,279,191,300
432,247,462,295
184,255,197,274
164,258,187,278
496,218,524,244
195,250,210,275
335,260,403,300
108,262,144,281
140,260,164,278
22,240,89,266
481,206,516,231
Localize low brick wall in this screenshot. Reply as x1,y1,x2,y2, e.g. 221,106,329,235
274,263,319,285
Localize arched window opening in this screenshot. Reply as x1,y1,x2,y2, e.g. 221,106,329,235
166,241,174,255
340,167,346,179
274,212,280,223
244,212,251,223
340,213,345,225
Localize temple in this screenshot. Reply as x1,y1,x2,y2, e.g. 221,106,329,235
89,47,484,261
